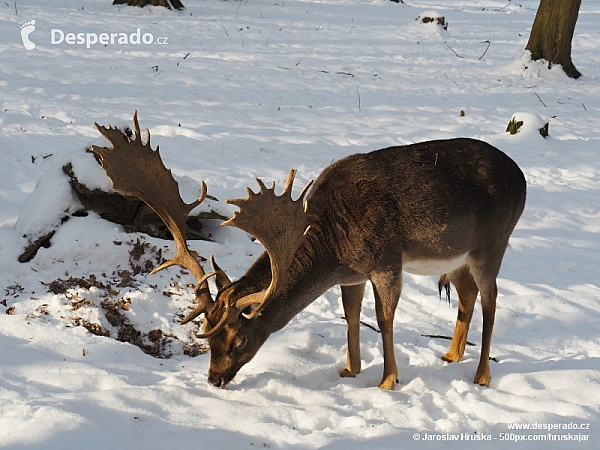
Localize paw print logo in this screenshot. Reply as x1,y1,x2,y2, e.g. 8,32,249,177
20,20,36,50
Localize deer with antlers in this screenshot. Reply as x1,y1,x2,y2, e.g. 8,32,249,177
92,112,526,390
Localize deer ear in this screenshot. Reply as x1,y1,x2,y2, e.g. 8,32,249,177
211,256,232,291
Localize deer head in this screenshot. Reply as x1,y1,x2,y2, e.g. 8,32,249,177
202,172,313,386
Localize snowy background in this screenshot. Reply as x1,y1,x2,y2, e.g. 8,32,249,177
1,0,599,448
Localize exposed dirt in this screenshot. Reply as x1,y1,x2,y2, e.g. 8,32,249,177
29,237,209,358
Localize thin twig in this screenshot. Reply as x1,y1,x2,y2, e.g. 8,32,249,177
422,334,476,346
222,25,229,38
478,40,491,60
444,72,459,88
340,317,380,332
534,93,546,107
360,320,379,332
319,70,354,77
14,1,18,15
446,44,464,58
355,86,361,111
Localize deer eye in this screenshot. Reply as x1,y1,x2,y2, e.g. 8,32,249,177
233,336,247,353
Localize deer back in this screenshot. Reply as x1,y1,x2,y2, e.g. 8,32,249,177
304,138,526,276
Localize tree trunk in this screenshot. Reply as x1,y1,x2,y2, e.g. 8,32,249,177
113,0,185,10
525,0,582,78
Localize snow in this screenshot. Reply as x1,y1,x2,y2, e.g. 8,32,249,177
1,0,599,448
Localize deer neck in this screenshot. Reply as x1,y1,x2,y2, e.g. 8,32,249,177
248,232,348,334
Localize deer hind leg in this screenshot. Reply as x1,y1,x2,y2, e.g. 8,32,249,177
473,281,497,386
468,255,502,387
441,266,479,364
340,283,366,378
370,271,402,390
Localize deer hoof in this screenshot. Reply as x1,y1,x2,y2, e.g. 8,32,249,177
474,370,490,387
378,374,398,390
442,352,461,363
340,368,358,378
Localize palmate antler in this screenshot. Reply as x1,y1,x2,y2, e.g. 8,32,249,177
223,170,314,320
91,111,217,329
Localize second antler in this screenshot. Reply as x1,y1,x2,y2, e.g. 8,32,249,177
222,169,313,320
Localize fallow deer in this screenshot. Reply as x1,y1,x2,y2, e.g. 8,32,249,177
92,112,526,390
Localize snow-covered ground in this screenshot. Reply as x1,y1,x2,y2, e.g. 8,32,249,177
1,0,599,448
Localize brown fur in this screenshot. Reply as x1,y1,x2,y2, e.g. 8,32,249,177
205,138,526,389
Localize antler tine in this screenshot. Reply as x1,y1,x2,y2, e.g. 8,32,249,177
222,169,313,320
211,255,233,288
180,256,232,327
131,110,144,143
255,177,272,193
132,111,154,156
132,109,141,139
179,275,221,325
92,111,215,322
298,180,313,210
283,169,296,195
193,299,231,339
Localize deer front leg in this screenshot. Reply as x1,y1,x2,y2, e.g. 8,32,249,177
371,272,401,390
340,283,366,378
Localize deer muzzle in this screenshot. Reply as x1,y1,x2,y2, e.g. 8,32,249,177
208,371,227,388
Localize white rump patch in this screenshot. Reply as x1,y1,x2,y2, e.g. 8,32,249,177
403,253,468,276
